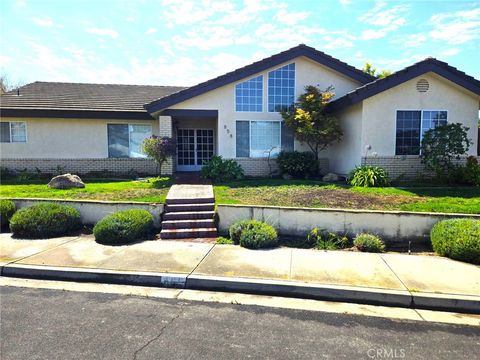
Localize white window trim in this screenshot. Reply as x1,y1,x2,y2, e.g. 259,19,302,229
107,123,152,158
394,109,448,156
267,62,296,113
4,121,27,143
234,75,264,113
236,119,283,158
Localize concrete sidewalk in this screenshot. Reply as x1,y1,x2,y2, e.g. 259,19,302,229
1,233,479,313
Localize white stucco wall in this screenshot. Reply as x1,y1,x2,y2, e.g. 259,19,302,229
362,72,479,157
167,56,362,158
0,117,159,158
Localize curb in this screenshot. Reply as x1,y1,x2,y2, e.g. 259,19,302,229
1,264,479,314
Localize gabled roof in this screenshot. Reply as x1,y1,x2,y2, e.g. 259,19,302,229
0,82,186,119
329,58,480,112
144,44,376,114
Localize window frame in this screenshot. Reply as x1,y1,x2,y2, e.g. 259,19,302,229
267,62,296,113
394,109,448,156
107,123,152,158
0,121,27,143
235,119,285,158
234,75,264,113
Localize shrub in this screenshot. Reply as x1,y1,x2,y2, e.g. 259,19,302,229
142,136,177,175
277,151,317,178
0,200,16,228
353,233,385,253
216,236,234,245
420,123,471,182
9,202,81,238
201,155,244,182
431,219,480,264
307,228,349,250
348,165,390,187
239,220,278,249
462,156,480,186
229,219,252,244
93,209,154,245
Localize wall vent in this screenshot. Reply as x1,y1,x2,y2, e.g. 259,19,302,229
416,79,429,93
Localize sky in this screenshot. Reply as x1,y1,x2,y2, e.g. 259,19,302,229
0,0,479,87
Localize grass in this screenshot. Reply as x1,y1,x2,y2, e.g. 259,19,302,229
213,179,480,214
0,177,172,203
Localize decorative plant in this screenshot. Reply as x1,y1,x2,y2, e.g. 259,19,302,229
200,155,244,182
348,165,390,187
281,85,343,175
277,151,317,179
142,136,176,175
420,123,471,182
307,228,349,250
462,156,480,186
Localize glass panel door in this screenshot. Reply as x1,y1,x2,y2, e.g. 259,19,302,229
177,129,214,171
196,129,214,166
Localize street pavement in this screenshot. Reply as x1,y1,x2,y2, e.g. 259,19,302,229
1,286,479,360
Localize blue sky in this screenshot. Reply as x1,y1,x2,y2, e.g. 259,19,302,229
1,0,479,87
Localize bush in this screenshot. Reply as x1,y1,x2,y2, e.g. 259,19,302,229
9,202,81,238
201,155,244,182
216,236,234,245
348,166,390,187
307,228,349,250
93,209,154,245
0,200,16,228
431,219,480,264
277,151,317,178
229,219,252,244
462,156,480,186
353,233,385,253
239,220,278,249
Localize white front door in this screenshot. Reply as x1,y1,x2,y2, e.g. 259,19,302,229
176,128,215,171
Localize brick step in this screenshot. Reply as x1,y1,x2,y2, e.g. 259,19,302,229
160,228,217,239
166,203,215,212
166,197,214,205
163,211,215,221
161,219,215,229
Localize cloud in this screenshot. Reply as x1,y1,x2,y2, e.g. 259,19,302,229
145,28,157,35
429,8,480,44
440,48,460,57
323,36,354,50
338,0,351,5
32,17,53,27
358,1,409,40
86,27,118,38
273,9,310,26
398,33,428,48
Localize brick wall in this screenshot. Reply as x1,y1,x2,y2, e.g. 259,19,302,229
362,156,480,180
0,158,162,176
234,157,330,177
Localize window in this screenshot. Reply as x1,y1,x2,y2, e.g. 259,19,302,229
235,75,263,112
107,124,152,158
236,120,294,158
395,110,447,155
268,63,295,112
0,122,26,143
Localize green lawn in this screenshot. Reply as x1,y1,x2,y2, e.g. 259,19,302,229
214,179,480,214
0,177,172,203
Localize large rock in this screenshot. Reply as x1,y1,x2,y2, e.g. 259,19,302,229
48,173,85,189
322,172,340,182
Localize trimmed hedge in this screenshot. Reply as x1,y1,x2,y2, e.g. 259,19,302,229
353,233,385,253
238,220,278,249
9,202,81,238
0,199,16,228
229,219,252,245
93,209,154,245
277,151,317,179
431,219,480,264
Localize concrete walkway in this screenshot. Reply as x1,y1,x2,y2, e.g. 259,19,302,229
1,233,479,313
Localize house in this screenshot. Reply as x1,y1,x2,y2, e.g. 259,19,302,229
1,44,479,179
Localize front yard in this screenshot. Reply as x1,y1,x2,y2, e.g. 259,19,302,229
1,177,478,214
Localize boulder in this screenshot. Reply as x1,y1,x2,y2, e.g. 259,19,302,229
48,173,85,189
322,172,340,182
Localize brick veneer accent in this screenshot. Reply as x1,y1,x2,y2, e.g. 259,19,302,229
234,157,330,177
0,158,162,176
362,156,480,180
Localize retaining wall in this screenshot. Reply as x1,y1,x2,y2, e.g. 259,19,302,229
8,198,164,227
217,204,480,247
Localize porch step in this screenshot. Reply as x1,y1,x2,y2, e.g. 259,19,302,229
163,211,215,221
166,197,214,205
166,203,215,212
160,228,217,239
162,219,215,229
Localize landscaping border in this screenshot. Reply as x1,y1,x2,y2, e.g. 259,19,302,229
6,198,164,227
217,204,480,247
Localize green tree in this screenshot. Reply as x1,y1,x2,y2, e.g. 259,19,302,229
142,136,176,175
420,123,472,182
362,63,392,79
280,85,343,174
